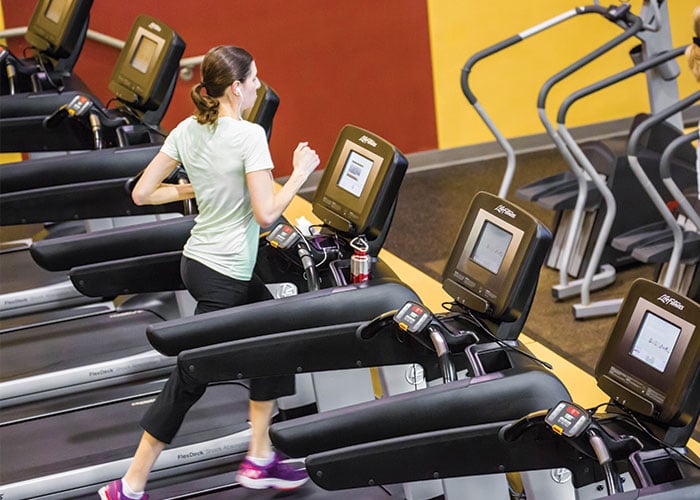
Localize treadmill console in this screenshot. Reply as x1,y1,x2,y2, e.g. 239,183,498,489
596,279,700,426
108,15,185,112
24,0,93,60
312,125,407,240
442,191,552,322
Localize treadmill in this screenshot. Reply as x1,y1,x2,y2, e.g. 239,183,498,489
272,279,700,500
0,14,184,153
0,14,187,321
0,80,279,323
0,79,279,223
129,191,556,500
0,78,282,405
1,0,93,96
0,125,413,499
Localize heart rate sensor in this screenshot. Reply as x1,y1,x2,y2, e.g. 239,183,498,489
266,223,300,249
393,301,433,334
545,401,591,438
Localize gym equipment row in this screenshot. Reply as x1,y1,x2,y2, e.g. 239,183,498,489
461,1,699,319
0,0,93,96
1,13,184,153
1,2,698,499
270,278,699,499
5,186,696,499
0,123,417,498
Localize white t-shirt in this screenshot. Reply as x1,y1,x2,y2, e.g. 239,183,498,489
161,116,274,280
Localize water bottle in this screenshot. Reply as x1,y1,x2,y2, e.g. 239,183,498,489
350,235,370,283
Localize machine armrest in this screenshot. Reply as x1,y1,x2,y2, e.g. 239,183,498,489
147,280,418,356
31,216,194,271
270,366,569,458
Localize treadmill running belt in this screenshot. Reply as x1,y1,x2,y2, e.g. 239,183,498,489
0,247,67,294
0,309,164,380
0,382,251,484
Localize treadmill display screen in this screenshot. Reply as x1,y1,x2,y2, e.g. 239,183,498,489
629,311,681,373
130,35,158,74
441,192,551,328
469,220,513,275
595,279,700,426
26,0,92,58
311,125,407,240
108,15,185,112
45,0,68,23
337,150,374,198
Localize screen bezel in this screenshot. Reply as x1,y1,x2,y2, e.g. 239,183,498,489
454,208,524,290
605,297,694,403
114,26,167,100
323,140,384,217
25,0,86,57
596,279,700,427
312,125,404,239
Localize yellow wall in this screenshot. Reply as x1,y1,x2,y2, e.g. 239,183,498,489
427,0,700,149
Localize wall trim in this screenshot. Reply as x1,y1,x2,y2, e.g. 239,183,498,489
293,107,700,195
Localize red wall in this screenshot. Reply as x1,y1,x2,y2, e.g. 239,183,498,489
3,0,438,176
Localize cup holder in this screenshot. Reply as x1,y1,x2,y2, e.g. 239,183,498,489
641,455,683,485
475,348,513,374
117,125,161,147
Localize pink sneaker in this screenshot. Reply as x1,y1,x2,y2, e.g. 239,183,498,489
235,453,309,490
98,479,149,500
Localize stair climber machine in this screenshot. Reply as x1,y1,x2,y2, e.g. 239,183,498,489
610,94,700,303
511,2,693,313
115,190,555,499
550,45,697,320
0,0,93,96
460,2,684,318
0,13,184,153
0,78,279,322
461,1,644,200
652,129,700,301
271,278,700,500
0,125,414,499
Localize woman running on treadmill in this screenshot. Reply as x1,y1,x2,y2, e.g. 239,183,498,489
98,45,320,500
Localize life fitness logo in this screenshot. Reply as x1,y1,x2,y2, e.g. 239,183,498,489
494,205,516,219
358,135,377,148
658,294,684,311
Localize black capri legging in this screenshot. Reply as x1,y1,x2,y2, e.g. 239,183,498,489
140,256,296,444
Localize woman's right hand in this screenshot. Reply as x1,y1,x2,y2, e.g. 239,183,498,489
292,141,321,180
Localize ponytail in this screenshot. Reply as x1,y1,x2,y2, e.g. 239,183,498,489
191,82,220,125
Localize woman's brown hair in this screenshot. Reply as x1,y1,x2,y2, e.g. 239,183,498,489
190,46,253,125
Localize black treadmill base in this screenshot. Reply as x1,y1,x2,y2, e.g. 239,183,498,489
66,459,407,499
